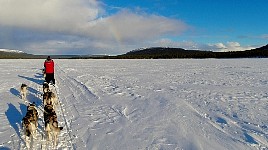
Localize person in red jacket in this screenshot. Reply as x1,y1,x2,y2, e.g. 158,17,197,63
44,56,55,85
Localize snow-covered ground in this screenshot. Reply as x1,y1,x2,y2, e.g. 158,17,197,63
0,59,267,150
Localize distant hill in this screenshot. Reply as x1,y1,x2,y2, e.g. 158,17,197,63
0,50,35,59
0,44,267,59
252,44,268,51
114,44,268,59
116,47,213,59
0,49,76,59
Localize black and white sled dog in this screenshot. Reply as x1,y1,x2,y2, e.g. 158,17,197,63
44,104,63,147
43,82,59,110
22,102,39,148
43,81,62,146
43,91,58,111
20,83,28,100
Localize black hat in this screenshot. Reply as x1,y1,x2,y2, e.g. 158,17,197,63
47,56,51,60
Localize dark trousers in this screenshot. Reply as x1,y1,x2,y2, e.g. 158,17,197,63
45,73,55,84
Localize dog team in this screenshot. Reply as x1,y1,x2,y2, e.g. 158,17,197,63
20,82,63,149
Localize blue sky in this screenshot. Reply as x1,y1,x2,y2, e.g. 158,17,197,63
0,0,267,55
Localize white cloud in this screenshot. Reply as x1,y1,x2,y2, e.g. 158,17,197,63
97,11,187,42
205,42,256,52
0,0,101,31
3,1,258,55
26,38,131,55
208,43,227,49
144,40,258,52
0,0,188,45
149,39,198,49
0,0,190,54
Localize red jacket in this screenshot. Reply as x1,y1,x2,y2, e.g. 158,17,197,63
44,60,54,73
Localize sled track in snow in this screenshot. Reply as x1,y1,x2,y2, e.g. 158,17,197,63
56,64,99,102
54,64,99,149
51,84,75,150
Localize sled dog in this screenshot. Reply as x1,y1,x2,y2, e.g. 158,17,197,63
43,91,58,110
22,103,38,148
43,82,50,93
20,84,28,100
27,102,39,127
44,104,63,146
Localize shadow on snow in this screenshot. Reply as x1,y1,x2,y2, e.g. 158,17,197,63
27,87,43,107
34,72,44,79
5,103,26,142
27,93,42,107
18,75,43,85
9,87,42,107
10,88,20,99
0,147,11,150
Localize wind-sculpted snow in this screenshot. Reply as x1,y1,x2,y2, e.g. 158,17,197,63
0,59,267,149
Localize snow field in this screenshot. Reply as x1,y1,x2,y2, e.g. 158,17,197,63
0,59,267,150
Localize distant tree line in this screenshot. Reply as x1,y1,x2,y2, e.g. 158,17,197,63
110,45,268,59
0,51,37,59
1,44,267,59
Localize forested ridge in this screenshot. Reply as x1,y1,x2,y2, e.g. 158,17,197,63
113,44,268,59
1,44,267,59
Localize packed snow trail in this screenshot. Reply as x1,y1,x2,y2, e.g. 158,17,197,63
55,64,100,149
